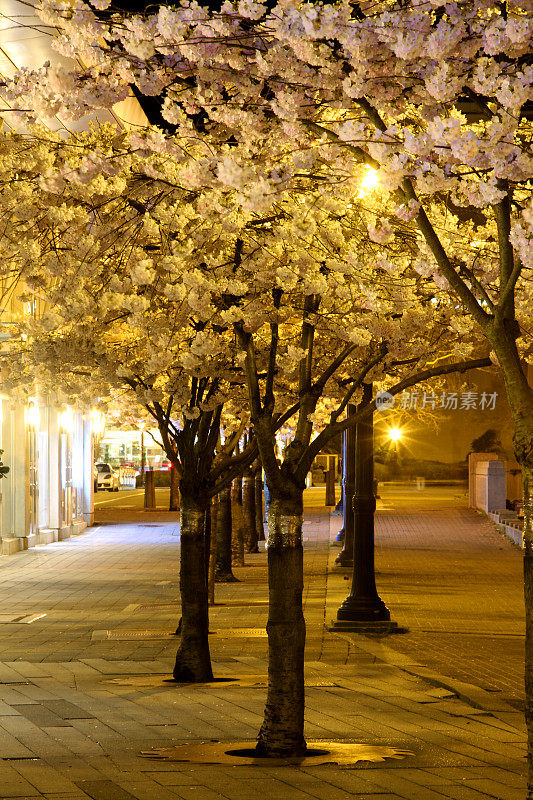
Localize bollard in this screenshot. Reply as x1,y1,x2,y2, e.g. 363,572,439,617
144,468,156,509
325,468,336,506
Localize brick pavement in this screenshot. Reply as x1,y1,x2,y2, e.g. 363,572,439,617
0,487,526,799
374,485,524,706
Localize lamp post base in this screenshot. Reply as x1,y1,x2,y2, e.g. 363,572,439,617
334,528,345,543
336,594,391,622
334,550,353,567
327,619,398,634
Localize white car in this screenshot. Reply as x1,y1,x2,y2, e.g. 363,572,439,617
96,463,119,492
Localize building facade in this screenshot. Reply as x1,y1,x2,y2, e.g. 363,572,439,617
0,393,95,555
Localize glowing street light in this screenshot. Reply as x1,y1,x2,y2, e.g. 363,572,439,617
26,401,40,429
60,406,75,434
358,167,380,198
388,427,402,442
90,409,105,440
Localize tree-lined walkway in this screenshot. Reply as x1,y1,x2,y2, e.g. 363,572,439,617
0,490,525,799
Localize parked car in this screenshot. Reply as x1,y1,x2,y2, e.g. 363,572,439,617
93,464,99,493
95,463,119,492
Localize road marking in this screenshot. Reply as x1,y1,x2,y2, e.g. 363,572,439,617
94,491,144,506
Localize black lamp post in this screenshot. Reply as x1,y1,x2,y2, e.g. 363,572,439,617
335,404,356,567
139,424,146,486
330,383,396,632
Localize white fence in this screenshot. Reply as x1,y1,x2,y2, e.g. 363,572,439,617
118,467,137,488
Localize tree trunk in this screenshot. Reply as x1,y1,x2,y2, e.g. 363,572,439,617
511,408,533,799
256,493,306,757
243,470,258,553
524,461,533,800
208,496,217,606
489,340,533,796
215,486,238,582
255,472,265,542
231,477,245,566
173,496,213,682
169,467,180,512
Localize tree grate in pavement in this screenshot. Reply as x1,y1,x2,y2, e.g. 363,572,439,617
103,674,336,687
92,630,177,640
92,627,268,640
134,600,268,610
140,740,412,765
212,628,268,637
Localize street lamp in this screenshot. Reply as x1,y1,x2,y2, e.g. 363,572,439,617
60,406,74,434
139,422,146,486
330,383,395,632
358,166,379,198
388,427,402,442
90,409,105,440
26,401,40,429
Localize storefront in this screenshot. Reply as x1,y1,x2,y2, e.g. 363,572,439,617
0,393,94,554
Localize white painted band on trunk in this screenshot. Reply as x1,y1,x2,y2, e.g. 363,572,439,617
266,509,303,549
180,507,204,536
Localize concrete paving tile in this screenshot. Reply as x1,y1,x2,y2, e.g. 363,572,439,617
43,794,94,800
74,780,139,800
12,703,73,728
0,686,36,705
58,663,103,679
0,664,31,684
0,701,24,716
4,661,54,678
11,683,63,702
69,719,128,744
43,726,106,756
435,789,504,800
0,718,74,759
0,722,39,758
80,660,144,675
265,768,366,800
43,701,96,721
143,771,202,787
366,768,453,787
463,778,526,799
467,767,526,787
50,758,108,782
168,788,257,800
93,717,165,741
0,773,42,798
11,759,82,793
116,779,187,800
347,770,459,800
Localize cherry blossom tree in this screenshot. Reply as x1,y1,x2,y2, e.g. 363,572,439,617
0,127,258,683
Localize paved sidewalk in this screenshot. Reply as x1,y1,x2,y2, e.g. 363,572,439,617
373,485,523,705
0,493,526,799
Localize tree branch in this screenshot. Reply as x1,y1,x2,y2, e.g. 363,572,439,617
235,322,262,420
493,186,516,322
312,342,358,394
299,356,492,474
264,288,282,414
